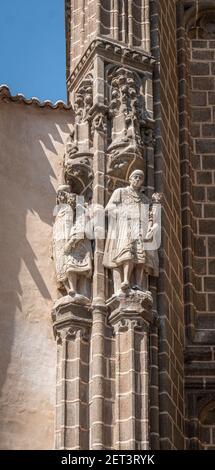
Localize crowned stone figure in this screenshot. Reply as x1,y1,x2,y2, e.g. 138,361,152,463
103,170,159,295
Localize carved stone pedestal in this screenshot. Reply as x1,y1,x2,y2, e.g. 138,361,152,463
107,290,154,450
52,300,92,450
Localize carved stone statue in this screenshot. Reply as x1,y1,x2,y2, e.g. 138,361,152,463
103,170,159,295
53,185,93,306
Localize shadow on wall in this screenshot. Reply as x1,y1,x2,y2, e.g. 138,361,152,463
0,103,72,397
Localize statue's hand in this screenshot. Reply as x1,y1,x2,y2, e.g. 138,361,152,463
144,228,154,242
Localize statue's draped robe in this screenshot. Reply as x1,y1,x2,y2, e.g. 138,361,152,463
103,187,159,276
53,204,92,287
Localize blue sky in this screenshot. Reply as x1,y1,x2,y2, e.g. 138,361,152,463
0,0,67,103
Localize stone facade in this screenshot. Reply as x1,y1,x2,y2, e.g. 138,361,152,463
177,0,215,450
151,0,185,449
56,1,159,450
0,0,214,451
60,0,215,450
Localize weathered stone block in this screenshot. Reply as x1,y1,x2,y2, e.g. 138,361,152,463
194,258,207,275
192,50,214,61
196,140,215,154
208,92,215,105
207,188,215,201
204,277,215,292
191,92,207,107
192,40,207,48
199,220,215,235
208,260,215,275
202,156,215,170
197,172,212,185
192,77,214,90
204,205,215,218
190,63,210,76
208,237,215,256
192,108,211,122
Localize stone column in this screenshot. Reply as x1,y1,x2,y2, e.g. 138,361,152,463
89,56,107,450
89,305,106,450
108,291,155,450
52,301,92,450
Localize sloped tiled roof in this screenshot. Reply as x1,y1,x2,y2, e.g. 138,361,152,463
0,85,71,110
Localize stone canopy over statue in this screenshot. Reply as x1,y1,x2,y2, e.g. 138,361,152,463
103,170,160,295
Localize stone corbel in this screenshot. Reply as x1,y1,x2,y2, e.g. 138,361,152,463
52,299,92,339
108,290,154,328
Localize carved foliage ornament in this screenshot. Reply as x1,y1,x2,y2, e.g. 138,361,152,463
108,66,148,142
63,72,94,197
91,112,107,135
74,73,93,123
106,66,152,179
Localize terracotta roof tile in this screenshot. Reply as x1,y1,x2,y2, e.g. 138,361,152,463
0,85,71,110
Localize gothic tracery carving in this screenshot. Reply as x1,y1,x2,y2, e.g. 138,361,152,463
74,73,93,123
63,72,94,199
106,66,153,181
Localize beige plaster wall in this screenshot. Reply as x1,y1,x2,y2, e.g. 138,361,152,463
0,101,73,449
